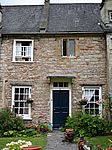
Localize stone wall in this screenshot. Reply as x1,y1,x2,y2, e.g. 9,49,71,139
1,34,107,123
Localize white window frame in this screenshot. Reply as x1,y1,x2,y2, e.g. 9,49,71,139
82,86,102,117
12,39,34,62
12,86,32,120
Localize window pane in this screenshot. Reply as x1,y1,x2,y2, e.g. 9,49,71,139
15,102,19,107
20,102,24,107
59,82,63,87
15,108,18,114
24,108,28,114
63,39,67,56
64,82,68,87
20,108,23,114
69,39,75,56
53,82,58,87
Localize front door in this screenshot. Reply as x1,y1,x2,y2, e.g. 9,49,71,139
53,90,69,128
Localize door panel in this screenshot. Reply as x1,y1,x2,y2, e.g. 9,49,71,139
53,90,69,128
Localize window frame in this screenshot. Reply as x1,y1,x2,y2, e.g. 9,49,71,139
12,39,34,62
109,11,112,22
12,86,32,120
82,86,102,116
62,38,75,57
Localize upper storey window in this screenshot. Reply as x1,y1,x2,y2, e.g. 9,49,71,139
62,39,75,57
13,40,33,62
109,11,112,22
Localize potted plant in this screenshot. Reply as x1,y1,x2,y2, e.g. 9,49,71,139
79,98,88,106
27,98,33,103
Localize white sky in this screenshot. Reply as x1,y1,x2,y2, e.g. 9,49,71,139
1,0,102,5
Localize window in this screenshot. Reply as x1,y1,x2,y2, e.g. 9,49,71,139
53,82,68,87
109,11,112,21
82,87,102,116
13,40,33,62
12,86,32,119
62,39,75,56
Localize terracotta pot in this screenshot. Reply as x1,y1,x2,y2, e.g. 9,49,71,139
21,146,41,150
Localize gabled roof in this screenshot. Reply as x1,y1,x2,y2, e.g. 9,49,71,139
2,3,103,34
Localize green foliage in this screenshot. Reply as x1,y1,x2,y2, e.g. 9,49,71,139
3,129,37,137
0,108,25,136
64,113,112,137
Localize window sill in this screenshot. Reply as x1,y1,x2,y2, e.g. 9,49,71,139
62,56,77,58
23,117,32,120
12,61,34,63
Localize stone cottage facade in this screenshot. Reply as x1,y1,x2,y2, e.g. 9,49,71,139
0,0,110,128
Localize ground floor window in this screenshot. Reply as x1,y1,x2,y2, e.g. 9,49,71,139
82,86,102,116
12,86,32,119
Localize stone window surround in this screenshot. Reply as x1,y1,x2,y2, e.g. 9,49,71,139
62,38,75,57
12,86,32,120
12,39,34,62
82,86,102,117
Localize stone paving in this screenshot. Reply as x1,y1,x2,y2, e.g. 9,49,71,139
44,130,78,150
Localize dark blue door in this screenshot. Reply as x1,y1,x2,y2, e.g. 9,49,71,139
53,90,69,128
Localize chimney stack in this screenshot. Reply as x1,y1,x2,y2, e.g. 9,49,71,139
0,5,2,29
39,0,50,32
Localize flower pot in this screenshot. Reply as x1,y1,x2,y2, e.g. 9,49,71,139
21,146,41,150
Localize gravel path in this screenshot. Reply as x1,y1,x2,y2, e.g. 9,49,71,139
44,130,78,150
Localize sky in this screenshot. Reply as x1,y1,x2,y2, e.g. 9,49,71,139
1,0,102,5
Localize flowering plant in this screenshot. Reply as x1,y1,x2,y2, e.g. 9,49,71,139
2,140,32,150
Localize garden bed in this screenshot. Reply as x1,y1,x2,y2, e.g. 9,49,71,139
0,135,47,150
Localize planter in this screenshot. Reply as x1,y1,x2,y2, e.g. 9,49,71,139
21,146,41,150
27,99,33,103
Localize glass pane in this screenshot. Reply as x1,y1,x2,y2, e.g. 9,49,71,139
15,94,19,100
24,108,28,114
85,109,89,114
53,82,58,87
64,82,68,87
95,103,99,108
20,102,24,107
90,109,94,115
63,39,67,56
20,108,23,114
95,90,99,95
25,102,28,107
59,82,63,87
90,96,94,102
95,109,99,115
69,39,75,56
20,88,24,93
15,102,19,107
20,94,23,100
90,103,94,108
15,88,19,93
15,108,18,114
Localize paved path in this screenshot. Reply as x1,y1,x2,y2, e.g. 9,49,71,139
44,130,78,150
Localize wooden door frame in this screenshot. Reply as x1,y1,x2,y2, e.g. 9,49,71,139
50,87,72,127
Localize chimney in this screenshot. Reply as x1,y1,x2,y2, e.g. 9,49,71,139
0,5,2,29
39,0,50,32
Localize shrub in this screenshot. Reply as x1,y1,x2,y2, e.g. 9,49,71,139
0,108,25,136
64,113,112,137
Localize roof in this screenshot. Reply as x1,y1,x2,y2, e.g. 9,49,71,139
1,3,103,34
2,5,43,33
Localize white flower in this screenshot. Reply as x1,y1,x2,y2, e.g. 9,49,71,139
26,141,32,146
